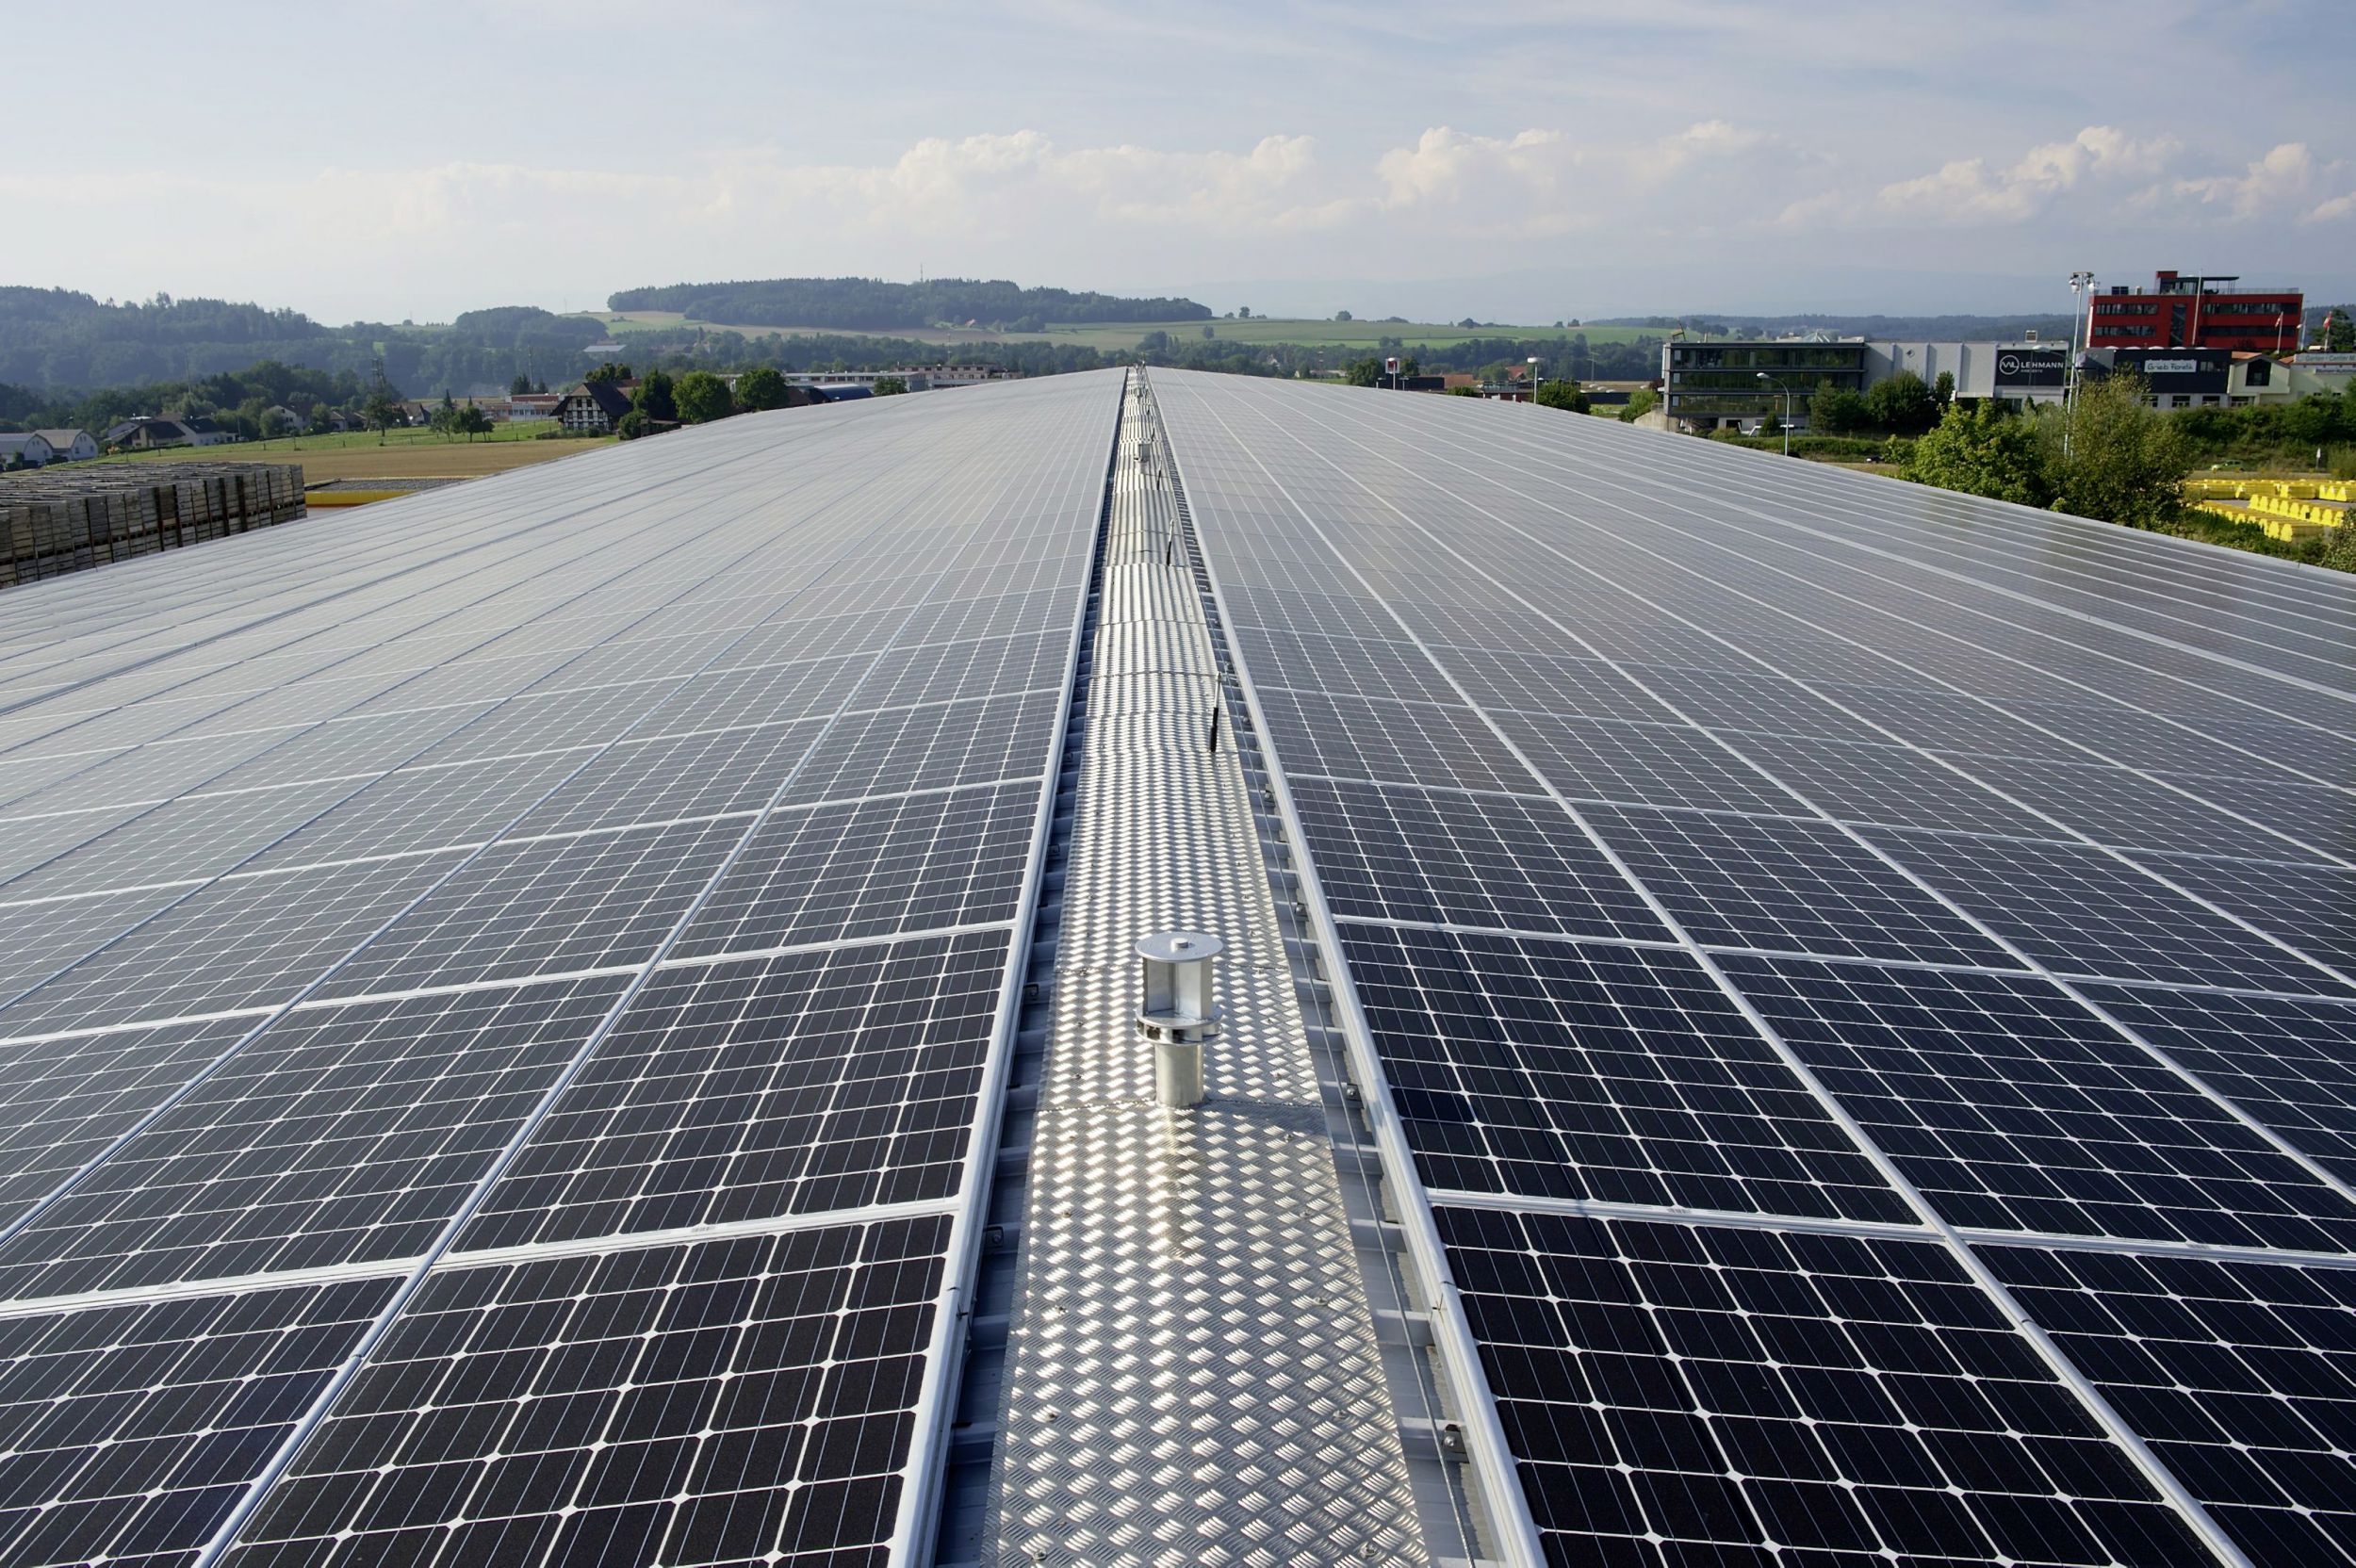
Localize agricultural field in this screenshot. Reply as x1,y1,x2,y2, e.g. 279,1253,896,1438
577,310,1665,354
85,424,614,484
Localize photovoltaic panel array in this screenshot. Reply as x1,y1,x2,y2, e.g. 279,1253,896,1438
1151,368,2356,1567
0,371,1115,1567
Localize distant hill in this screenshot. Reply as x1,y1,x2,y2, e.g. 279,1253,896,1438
0,290,614,395
606,276,1212,332
1595,312,2082,341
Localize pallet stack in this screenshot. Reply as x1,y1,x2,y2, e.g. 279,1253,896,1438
0,462,305,591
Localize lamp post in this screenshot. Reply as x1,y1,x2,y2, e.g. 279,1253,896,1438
2065,270,2096,461
1527,355,1542,403
1755,372,1793,457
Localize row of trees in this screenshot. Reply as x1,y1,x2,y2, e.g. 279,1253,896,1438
610,366,877,440
606,276,1210,331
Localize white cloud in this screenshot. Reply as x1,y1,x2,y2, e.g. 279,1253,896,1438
1873,126,2182,224
2170,141,2321,217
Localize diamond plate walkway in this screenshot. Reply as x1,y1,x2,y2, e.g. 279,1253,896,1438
981,372,1429,1567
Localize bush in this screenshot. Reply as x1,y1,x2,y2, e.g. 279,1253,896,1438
732,366,790,413
1618,386,1658,422
1534,378,1591,414
615,409,648,440
1905,401,2052,507
673,370,732,424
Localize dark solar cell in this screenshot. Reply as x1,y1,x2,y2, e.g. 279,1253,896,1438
0,884,198,1008
1289,777,1670,943
245,751,606,868
1340,924,1911,1223
2076,984,2356,1188
1232,627,1461,707
1580,803,2013,967
221,1219,948,1568
1988,1244,2356,1567
0,1276,399,1568
1439,1206,2205,1568
458,931,1008,1253
1255,688,1537,795
1436,646,1672,724
1864,827,2352,996
321,818,751,997
855,629,1070,710
0,851,468,1039
2128,852,2356,982
1722,956,2356,1250
1722,733,2056,839
672,781,1040,959
0,975,631,1298
1618,662,1888,743
780,692,1061,806
1947,752,2328,862
0,1015,259,1225
1488,712,1814,818
506,717,830,836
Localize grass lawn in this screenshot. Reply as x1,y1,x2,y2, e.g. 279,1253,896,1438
576,310,1664,355
83,423,614,484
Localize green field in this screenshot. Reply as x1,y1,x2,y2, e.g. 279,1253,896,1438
581,311,1663,353
83,422,614,482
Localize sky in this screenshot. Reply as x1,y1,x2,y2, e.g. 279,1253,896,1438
9,0,2354,325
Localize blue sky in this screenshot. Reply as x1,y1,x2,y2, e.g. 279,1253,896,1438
11,0,2352,322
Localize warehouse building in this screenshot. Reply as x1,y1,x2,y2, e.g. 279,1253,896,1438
0,371,2349,1568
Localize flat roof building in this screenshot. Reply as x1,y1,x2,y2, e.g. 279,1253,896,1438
2087,270,2303,353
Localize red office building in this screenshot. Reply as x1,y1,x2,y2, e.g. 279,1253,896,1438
2086,270,2303,352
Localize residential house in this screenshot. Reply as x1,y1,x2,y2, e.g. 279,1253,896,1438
263,406,307,434
31,429,97,462
554,382,634,433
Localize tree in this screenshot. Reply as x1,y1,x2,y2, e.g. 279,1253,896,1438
1759,409,1783,438
872,376,908,396
615,409,649,440
585,361,632,384
732,366,790,413
674,370,733,424
1534,378,1591,414
1201,325,1215,340
1344,357,1383,387
510,372,533,396
2044,372,2191,530
2324,305,2353,353
260,406,291,439
1865,370,1939,433
1904,400,2052,507
631,369,677,422
1237,306,1252,319
362,389,401,444
456,405,494,441
1333,310,1352,322
1932,370,1955,406
1809,383,1871,435
1619,386,1658,422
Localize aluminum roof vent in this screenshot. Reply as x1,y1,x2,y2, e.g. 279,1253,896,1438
1135,930,1223,1107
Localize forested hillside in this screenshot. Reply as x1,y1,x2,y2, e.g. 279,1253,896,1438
0,291,610,395
606,276,1211,331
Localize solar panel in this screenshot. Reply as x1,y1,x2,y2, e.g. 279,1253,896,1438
1152,368,2356,1567
2,360,2353,1564
0,373,1113,1565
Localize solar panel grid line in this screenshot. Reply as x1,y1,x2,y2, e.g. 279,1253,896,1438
0,458,900,904
0,418,919,783
1623,420,2356,665
0,472,923,1055
170,387,1109,1568
1307,876,2356,1013
0,403,1088,1288
1275,385,2356,799
0,412,878,710
1163,374,2262,1568
0,1193,972,1329
1205,387,2356,1200
1228,378,2356,878
1459,393,2356,676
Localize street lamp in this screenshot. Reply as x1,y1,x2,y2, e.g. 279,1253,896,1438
1527,355,1542,403
2065,270,2096,460
1755,372,1793,457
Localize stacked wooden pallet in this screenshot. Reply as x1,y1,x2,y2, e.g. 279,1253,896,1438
0,462,304,591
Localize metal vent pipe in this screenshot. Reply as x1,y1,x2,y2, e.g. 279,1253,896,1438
1135,931,1222,1107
